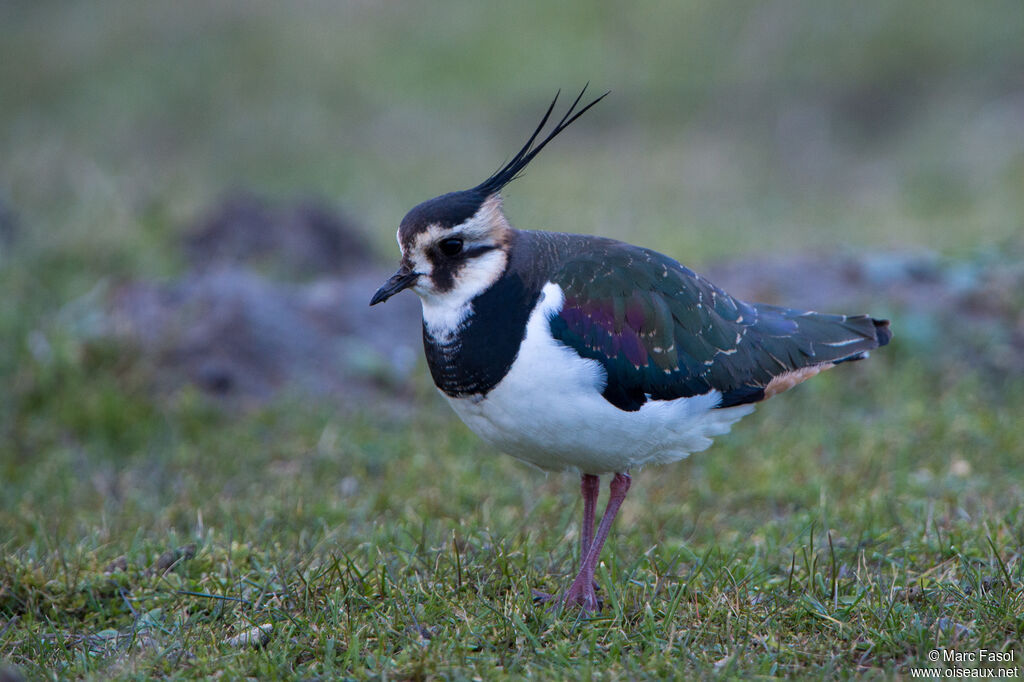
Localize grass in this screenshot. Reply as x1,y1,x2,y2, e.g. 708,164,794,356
3,1,1024,679
3,357,1024,678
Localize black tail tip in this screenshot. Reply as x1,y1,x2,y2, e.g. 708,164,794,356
873,318,892,347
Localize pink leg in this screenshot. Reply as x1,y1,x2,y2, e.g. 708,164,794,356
562,472,632,612
533,473,602,604
580,473,600,563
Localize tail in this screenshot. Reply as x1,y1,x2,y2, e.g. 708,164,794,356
829,315,891,365
717,305,893,405
872,318,893,348
752,304,891,360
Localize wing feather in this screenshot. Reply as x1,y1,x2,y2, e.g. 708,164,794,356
548,242,889,411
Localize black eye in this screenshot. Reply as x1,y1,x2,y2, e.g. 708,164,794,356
438,237,464,257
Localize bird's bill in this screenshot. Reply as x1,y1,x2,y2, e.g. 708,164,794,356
370,267,418,305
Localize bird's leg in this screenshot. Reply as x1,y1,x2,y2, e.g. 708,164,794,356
579,473,600,565
533,472,603,605
561,472,632,612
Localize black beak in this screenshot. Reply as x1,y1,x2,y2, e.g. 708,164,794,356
370,267,418,306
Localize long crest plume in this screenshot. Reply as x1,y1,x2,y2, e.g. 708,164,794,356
473,85,609,196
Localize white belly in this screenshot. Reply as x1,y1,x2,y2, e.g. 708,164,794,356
445,283,755,474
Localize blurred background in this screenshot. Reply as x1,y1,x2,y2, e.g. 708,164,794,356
3,0,1024,571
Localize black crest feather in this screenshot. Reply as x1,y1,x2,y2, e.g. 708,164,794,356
474,85,609,196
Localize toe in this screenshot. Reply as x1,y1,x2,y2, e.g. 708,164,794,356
531,588,556,604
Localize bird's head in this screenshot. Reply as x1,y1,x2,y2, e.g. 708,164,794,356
369,189,513,310
370,86,608,310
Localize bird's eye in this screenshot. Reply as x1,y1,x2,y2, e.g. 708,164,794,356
438,237,464,257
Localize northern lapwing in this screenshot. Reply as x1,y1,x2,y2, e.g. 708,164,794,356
370,87,892,612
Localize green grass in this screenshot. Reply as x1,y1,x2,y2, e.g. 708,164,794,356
3,2,1024,679
3,354,1024,678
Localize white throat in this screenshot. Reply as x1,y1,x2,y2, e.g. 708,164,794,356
418,247,507,343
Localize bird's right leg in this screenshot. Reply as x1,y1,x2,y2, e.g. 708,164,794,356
579,473,600,565
533,472,602,605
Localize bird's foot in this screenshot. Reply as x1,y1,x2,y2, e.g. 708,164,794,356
532,578,601,613
531,588,557,604
560,572,601,612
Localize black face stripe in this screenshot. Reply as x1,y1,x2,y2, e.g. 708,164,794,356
460,244,497,259
430,259,455,292
426,243,499,293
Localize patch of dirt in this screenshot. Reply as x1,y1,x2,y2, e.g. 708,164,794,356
102,192,421,405
182,190,374,278
108,267,421,403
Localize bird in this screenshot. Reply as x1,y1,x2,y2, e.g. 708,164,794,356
370,87,892,612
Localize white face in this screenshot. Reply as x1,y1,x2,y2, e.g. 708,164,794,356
398,194,512,339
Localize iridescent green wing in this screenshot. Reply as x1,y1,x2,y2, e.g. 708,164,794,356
548,242,890,411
